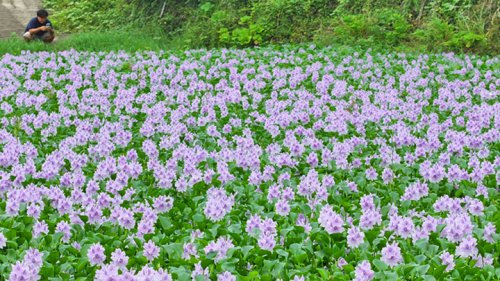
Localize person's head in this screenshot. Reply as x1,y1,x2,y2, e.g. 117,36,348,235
36,9,49,24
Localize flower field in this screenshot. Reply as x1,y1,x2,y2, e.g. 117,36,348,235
0,46,498,280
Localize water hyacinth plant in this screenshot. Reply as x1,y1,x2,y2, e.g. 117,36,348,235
0,45,498,280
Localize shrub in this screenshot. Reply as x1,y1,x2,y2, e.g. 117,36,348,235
444,31,487,52
43,0,133,32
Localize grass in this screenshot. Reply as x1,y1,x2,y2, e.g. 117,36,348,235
1,29,495,58
0,30,180,56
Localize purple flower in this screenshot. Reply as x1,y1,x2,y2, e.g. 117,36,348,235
381,242,403,268
153,196,174,213
0,232,6,249
183,242,198,260
483,222,496,243
474,254,493,268
259,218,277,235
456,235,478,258
8,261,37,281
365,167,378,180
87,243,106,266
401,182,428,201
296,213,312,233
347,227,365,248
354,260,374,281
275,199,290,216
382,167,395,184
111,249,128,269
143,240,160,262
32,221,49,238
359,209,382,230
337,257,348,268
191,262,209,281
217,271,236,281
440,251,455,272
55,221,71,243
257,232,276,251
396,217,415,239
318,205,344,234
8,248,43,281
204,187,234,222
360,194,375,211
204,236,234,262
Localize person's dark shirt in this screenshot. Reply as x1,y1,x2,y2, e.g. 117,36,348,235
25,17,53,36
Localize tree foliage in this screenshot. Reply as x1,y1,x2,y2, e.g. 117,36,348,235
42,0,499,53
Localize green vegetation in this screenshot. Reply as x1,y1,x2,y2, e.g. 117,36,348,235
2,0,498,54
0,31,171,55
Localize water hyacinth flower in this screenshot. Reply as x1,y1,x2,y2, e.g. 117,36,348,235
32,221,49,238
55,221,72,243
111,249,128,269
318,205,344,234
246,214,262,235
401,182,428,201
347,227,365,248
275,199,290,216
440,251,455,272
365,167,378,180
204,187,234,222
191,262,209,281
8,248,43,281
337,257,348,268
143,240,160,262
0,232,6,249
87,243,106,266
153,196,174,213
258,232,277,251
483,223,496,243
183,242,198,260
204,236,234,262
217,271,236,281
473,254,493,268
396,217,415,239
354,260,374,281
296,213,312,233
0,45,498,281
257,217,278,251
456,235,478,258
381,242,403,268
8,261,39,281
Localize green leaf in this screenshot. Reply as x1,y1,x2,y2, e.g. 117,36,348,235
317,268,329,279
228,223,242,234
276,249,289,258
417,265,430,275
383,271,398,281
193,213,204,223
415,255,427,264
373,259,388,271
158,215,172,230
241,245,253,259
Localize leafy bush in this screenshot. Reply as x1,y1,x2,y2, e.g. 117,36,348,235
412,18,456,48
41,0,498,54
43,0,133,32
443,31,487,52
412,18,490,53
329,9,412,47
371,9,412,45
332,14,372,44
218,16,265,47
250,0,333,43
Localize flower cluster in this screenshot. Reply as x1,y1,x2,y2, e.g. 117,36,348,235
0,47,497,280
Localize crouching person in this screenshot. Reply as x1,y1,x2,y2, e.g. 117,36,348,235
24,9,55,43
